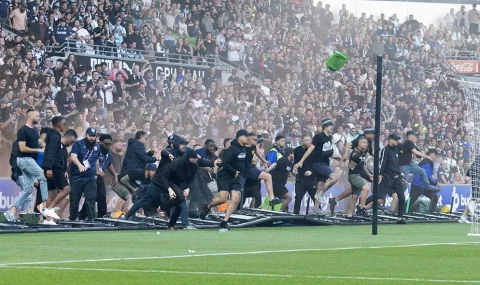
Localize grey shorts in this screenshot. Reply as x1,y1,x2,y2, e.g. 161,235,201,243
348,174,368,195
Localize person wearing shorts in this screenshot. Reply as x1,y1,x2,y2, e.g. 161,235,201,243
346,137,372,218
112,164,156,214
270,148,294,212
243,178,262,208
200,129,249,231
294,119,341,213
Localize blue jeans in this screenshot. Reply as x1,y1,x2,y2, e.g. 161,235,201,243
15,157,48,209
15,176,33,211
180,201,189,226
400,164,436,191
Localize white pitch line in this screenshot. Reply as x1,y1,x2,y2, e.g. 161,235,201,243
3,266,480,284
1,242,479,267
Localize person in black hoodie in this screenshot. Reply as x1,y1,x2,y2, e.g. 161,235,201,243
42,116,67,207
42,117,77,214
157,135,220,228
200,129,249,231
120,131,158,179
124,150,199,228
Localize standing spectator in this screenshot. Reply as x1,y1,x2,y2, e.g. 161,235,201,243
468,4,480,35
9,3,27,34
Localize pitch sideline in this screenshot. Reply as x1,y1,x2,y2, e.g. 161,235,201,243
1,241,479,266
2,266,480,284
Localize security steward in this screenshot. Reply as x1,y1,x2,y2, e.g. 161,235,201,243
378,133,407,224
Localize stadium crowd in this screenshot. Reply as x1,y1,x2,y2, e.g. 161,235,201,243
0,0,477,199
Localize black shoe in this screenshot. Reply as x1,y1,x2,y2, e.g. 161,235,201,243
329,198,337,216
359,207,370,217
200,205,210,220
396,219,407,225
219,220,229,231
269,197,283,207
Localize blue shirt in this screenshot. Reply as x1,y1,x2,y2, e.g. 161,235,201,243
55,25,74,44
98,151,112,171
70,140,101,181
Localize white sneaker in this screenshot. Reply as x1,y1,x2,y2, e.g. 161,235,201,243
3,211,15,222
52,207,60,212
314,193,324,204
43,209,60,219
43,219,57,225
459,215,471,224
37,203,46,217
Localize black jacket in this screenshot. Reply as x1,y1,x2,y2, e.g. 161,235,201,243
218,139,246,177
10,140,22,177
379,145,401,176
155,155,197,189
120,138,157,177
42,128,67,171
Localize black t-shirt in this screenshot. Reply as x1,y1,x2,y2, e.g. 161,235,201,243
127,169,151,188
272,157,292,186
348,149,367,175
17,125,39,159
244,145,256,169
312,132,333,165
399,139,415,166
294,145,314,178
203,39,216,55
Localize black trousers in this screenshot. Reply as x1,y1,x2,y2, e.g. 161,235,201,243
410,184,438,213
70,179,97,221
34,184,43,213
126,183,184,228
379,174,405,218
78,177,107,220
294,177,316,214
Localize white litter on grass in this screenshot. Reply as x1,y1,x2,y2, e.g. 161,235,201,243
156,232,160,235
188,250,195,253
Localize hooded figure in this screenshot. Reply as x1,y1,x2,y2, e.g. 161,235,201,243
120,135,157,178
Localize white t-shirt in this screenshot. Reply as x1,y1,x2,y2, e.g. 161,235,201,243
227,41,240,61
103,80,114,104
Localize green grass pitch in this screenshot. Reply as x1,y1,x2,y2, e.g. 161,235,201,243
1,223,479,284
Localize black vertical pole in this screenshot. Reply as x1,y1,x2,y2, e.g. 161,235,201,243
372,56,383,236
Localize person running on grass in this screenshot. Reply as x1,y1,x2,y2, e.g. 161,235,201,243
293,134,316,214
268,147,294,212
329,127,375,216
346,136,372,218
4,110,47,223
293,119,342,213
200,129,249,231
241,133,283,208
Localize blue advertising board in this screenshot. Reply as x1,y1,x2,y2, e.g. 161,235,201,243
0,178,472,213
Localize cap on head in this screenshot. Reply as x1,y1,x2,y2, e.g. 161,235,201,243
363,127,375,135
322,118,334,129
86,128,97,136
388,133,401,141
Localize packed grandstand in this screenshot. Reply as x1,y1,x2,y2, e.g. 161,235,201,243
0,0,476,188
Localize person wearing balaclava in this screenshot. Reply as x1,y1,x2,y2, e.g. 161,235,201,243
124,149,199,230
69,128,101,221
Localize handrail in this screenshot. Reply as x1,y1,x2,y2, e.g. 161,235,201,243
52,40,233,71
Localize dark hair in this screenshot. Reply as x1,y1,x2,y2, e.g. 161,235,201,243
51,116,65,128
64,129,78,139
275,135,285,142
135,130,147,140
205,139,215,145
285,147,294,156
26,109,37,114
40,127,49,135
99,134,113,142
426,149,438,156
223,138,232,147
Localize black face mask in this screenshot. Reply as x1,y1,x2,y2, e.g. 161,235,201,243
84,137,96,149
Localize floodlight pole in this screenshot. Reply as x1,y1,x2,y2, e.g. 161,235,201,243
372,56,383,236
